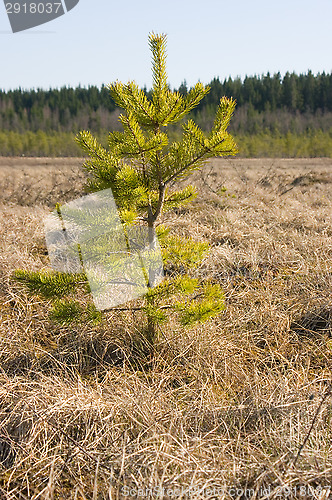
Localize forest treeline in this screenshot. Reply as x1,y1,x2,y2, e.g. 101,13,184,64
1,129,331,158
0,71,332,156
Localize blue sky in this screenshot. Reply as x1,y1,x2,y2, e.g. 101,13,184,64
1,0,332,91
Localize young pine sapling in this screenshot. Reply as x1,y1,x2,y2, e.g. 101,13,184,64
14,33,238,347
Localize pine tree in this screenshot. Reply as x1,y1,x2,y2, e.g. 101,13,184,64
14,33,238,351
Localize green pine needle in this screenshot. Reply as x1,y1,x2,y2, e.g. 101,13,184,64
50,301,102,325
161,235,209,269
50,299,83,324
14,270,85,299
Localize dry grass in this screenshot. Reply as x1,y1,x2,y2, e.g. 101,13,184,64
0,157,332,498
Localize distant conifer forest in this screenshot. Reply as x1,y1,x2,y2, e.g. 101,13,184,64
1,71,332,157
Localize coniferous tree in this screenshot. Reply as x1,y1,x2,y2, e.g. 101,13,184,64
14,33,238,348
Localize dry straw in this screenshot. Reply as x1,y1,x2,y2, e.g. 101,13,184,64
0,156,332,497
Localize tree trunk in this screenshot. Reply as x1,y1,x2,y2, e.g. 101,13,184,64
146,219,157,345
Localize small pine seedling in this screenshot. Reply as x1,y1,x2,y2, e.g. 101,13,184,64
14,32,238,350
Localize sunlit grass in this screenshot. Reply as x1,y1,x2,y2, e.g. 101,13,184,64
0,157,331,497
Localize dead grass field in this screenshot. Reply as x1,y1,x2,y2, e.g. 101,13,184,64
0,156,332,498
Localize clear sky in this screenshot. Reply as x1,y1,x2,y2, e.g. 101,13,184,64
1,0,332,91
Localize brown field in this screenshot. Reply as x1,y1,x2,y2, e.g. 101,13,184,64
0,156,332,498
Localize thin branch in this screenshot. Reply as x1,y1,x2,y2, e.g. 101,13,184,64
164,136,230,187
164,150,207,187
159,93,182,123
80,137,105,162
291,382,332,468
102,304,172,313
126,85,156,126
